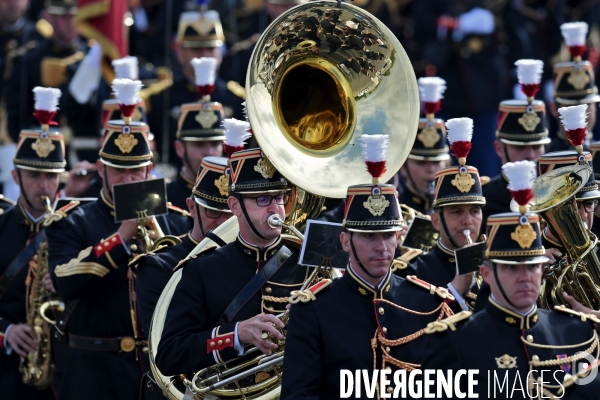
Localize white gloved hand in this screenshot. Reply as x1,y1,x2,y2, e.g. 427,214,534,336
69,42,102,104
453,7,495,42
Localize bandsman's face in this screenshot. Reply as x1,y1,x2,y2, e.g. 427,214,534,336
577,199,597,230
229,192,287,243
0,0,29,25
481,263,542,312
431,204,482,249
12,169,60,212
176,140,223,176
404,159,446,193
340,231,397,279
97,161,150,200
505,144,544,164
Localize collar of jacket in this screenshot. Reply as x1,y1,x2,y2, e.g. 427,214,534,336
17,201,44,233
406,181,431,211
486,296,539,329
433,240,456,264
234,234,283,262
99,190,115,217
179,169,195,190
343,263,393,301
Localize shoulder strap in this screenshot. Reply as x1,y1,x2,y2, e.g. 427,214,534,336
219,245,293,324
0,231,46,302
205,230,227,247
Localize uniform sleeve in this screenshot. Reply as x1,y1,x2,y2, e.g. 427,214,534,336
155,261,237,376
135,254,173,336
47,218,130,301
280,302,322,400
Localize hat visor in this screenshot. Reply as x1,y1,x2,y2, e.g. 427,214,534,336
180,40,224,48
234,188,291,195
499,137,551,146
100,158,153,169
194,196,232,212
178,135,226,142
15,164,66,173
346,226,402,233
576,190,600,200
556,94,600,105
408,154,451,161
489,256,550,265
435,199,486,208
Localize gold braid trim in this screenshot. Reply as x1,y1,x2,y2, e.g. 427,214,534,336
262,295,290,303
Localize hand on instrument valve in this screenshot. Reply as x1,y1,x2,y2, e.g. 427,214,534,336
6,323,39,357
544,248,562,266
450,272,474,297
118,219,140,243
43,272,55,293
238,313,284,355
562,292,600,332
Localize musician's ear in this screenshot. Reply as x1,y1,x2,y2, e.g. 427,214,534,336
11,169,18,185
228,196,242,217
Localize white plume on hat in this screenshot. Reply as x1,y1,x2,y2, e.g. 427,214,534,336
112,56,139,80
33,87,61,111
558,104,588,130
515,59,543,85
446,118,473,144
561,22,588,47
418,77,446,103
502,160,536,192
360,134,389,162
191,57,218,86
112,78,143,106
223,118,251,147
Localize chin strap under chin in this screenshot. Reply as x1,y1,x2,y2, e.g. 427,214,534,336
236,194,266,240
16,168,36,211
491,262,518,309
438,207,459,249
349,232,379,279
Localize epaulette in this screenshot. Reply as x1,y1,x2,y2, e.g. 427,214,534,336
227,81,246,100
391,248,423,271
42,200,80,227
480,176,491,186
36,18,53,39
0,194,16,206
425,311,472,334
405,275,455,301
554,305,600,324
173,246,217,272
288,279,331,304
167,203,191,218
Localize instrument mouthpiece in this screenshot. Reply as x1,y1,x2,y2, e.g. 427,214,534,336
463,229,472,245
268,214,284,229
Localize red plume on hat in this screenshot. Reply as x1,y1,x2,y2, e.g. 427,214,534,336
445,118,473,166
515,59,543,103
561,22,588,61
503,160,536,215
417,77,446,118
222,118,251,158
191,57,217,98
112,78,143,126
32,87,61,132
360,134,389,186
558,104,588,156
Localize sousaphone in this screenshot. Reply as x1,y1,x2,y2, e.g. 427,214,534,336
149,1,419,398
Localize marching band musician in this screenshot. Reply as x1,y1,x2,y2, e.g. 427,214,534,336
166,57,226,210
281,135,455,399
483,59,550,229
422,161,600,398
398,77,450,215
398,118,485,310
46,81,185,400
0,87,67,400
156,146,309,378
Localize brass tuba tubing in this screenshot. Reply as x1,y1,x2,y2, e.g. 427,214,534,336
267,214,304,240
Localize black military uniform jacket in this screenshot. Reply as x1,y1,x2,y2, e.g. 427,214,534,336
135,232,198,338
281,265,453,399
422,297,600,399
166,170,194,210
156,234,308,376
46,193,182,400
398,242,456,288
0,203,55,400
482,174,512,231
399,181,432,215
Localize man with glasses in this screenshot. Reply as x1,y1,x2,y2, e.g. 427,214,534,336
156,148,309,377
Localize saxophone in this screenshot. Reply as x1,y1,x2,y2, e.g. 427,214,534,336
19,230,64,388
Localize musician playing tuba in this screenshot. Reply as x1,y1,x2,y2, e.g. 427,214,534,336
0,87,68,400
45,79,186,400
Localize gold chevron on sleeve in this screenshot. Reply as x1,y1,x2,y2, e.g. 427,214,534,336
55,247,111,278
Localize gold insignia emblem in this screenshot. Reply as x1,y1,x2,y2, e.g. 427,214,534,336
358,287,367,295
254,157,275,179
511,224,537,249
195,109,218,129
31,137,55,158
451,170,475,193
518,112,540,132
532,314,538,323
114,133,138,154
567,69,590,90
496,354,517,369
214,174,229,196
505,317,517,324
417,126,440,148
363,195,390,216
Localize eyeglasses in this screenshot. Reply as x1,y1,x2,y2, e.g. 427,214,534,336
204,207,228,219
244,193,290,207
580,199,599,213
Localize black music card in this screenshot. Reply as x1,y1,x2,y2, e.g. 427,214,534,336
299,220,349,269
112,178,168,223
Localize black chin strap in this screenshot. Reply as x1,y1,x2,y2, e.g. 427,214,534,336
491,262,518,309
438,207,459,248
236,194,266,240
349,232,379,279
16,168,36,211
182,142,193,178
502,143,511,164
194,201,206,238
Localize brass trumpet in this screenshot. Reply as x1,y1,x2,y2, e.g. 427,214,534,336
136,215,181,252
